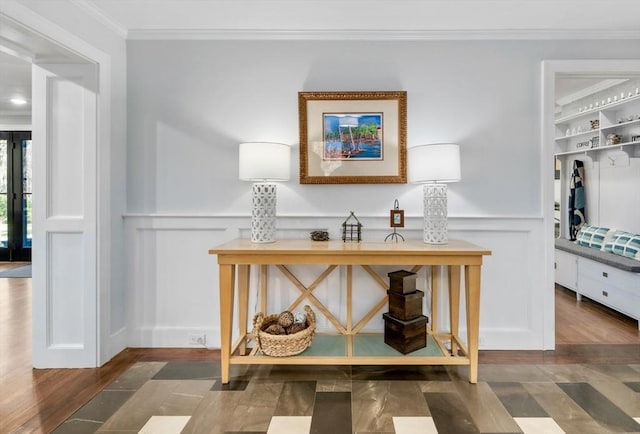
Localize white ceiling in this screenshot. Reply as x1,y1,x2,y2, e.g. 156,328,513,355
2,0,640,120
0,51,31,120
75,0,640,40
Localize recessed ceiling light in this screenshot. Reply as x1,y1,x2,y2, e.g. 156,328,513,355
10,98,28,105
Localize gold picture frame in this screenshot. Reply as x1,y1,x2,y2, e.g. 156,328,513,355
298,91,407,184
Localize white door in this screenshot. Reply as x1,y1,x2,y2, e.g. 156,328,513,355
31,63,98,368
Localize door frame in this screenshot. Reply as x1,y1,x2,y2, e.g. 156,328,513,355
32,63,98,367
541,60,640,350
1,2,114,367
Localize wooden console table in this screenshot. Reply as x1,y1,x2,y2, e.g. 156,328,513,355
209,239,491,384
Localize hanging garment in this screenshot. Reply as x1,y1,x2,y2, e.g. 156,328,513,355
568,159,586,240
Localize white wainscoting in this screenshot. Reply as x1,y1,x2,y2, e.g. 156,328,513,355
123,214,547,350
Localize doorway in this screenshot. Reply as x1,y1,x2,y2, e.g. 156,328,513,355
0,131,32,262
543,60,640,349
0,10,110,368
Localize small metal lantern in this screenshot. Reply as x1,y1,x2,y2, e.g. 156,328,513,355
342,211,362,242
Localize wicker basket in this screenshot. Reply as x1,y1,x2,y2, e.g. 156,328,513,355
252,305,316,357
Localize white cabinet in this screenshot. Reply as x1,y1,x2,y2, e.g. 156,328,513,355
577,257,640,320
555,248,640,327
555,249,578,290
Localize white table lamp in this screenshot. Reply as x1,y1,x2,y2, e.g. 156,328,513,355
239,142,290,243
408,143,461,244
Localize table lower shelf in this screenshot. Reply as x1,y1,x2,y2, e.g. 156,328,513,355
230,334,471,366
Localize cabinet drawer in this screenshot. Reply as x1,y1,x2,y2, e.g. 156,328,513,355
578,257,640,288
579,274,640,319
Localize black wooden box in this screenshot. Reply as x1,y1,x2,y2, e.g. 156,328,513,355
387,270,417,294
387,289,424,321
383,312,428,354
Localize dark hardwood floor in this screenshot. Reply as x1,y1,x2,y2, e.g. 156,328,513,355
479,284,640,365
1,264,638,433
555,283,640,345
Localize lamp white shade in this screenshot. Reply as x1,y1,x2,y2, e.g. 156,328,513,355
239,142,290,181
408,143,461,183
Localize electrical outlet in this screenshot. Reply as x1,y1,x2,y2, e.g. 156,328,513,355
189,333,206,346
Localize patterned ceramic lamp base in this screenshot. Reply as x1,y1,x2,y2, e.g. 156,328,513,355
251,182,277,243
423,183,448,244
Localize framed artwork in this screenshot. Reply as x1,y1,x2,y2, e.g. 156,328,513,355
298,91,407,184
390,209,404,228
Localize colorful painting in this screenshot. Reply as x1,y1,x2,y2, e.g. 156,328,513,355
298,91,407,184
322,113,383,160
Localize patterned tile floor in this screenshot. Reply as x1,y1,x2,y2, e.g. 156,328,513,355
53,362,640,434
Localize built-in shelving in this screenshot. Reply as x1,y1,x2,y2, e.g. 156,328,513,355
555,108,600,125
554,90,640,158
555,93,640,125
554,129,599,142
601,117,640,132
555,141,640,158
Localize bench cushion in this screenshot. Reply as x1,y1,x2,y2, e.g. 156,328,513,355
555,238,640,273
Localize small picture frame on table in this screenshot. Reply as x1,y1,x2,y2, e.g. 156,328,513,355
390,209,404,228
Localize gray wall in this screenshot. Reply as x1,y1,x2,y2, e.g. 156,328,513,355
127,40,640,219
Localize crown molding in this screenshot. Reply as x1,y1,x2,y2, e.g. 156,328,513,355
126,28,640,41
70,0,128,39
